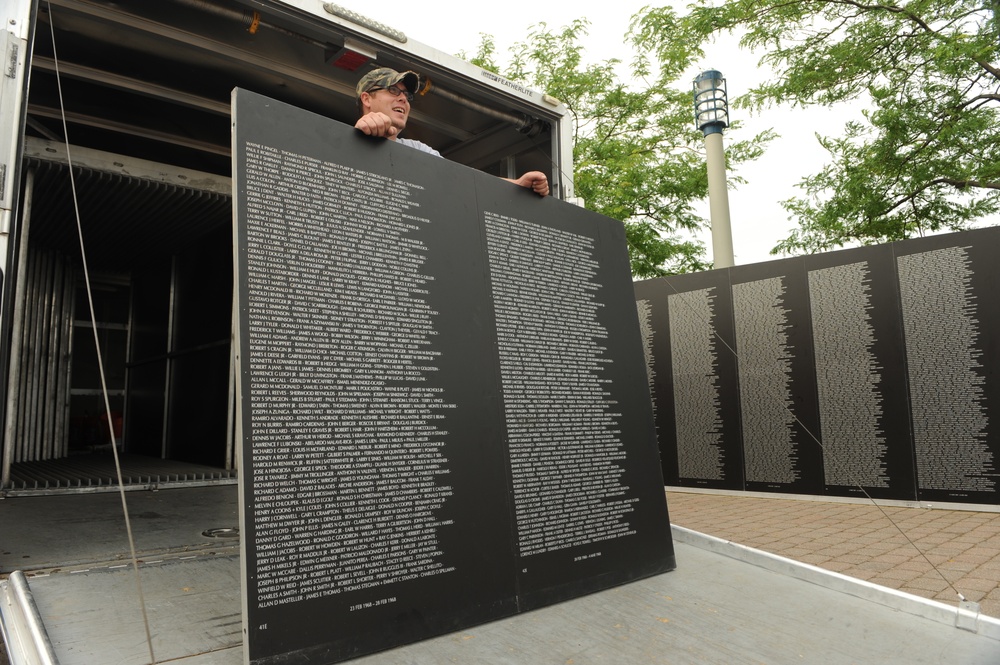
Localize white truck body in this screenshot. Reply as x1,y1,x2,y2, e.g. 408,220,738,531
0,0,574,493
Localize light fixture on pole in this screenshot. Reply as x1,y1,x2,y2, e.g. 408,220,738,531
694,69,735,269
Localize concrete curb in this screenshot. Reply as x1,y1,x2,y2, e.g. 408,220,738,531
671,524,1000,642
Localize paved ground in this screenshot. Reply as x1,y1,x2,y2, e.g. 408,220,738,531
3,488,1000,663
666,489,1000,619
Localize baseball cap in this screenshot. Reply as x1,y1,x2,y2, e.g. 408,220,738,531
356,68,419,98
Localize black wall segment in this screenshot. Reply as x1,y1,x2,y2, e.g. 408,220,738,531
893,228,1000,504
730,259,825,494
634,271,744,490
232,89,675,665
802,245,916,501
636,226,1000,505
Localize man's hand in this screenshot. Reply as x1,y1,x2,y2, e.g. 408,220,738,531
506,171,549,197
354,112,398,138
513,171,549,197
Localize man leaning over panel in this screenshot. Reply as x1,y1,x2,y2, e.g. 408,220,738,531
353,68,550,197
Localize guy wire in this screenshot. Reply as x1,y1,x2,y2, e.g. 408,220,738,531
45,3,158,663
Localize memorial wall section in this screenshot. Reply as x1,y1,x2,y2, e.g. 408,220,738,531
232,90,675,665
636,228,1000,505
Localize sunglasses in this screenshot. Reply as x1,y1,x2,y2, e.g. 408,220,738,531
368,85,414,103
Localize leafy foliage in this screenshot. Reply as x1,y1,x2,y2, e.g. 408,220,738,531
634,0,1000,254
462,20,774,276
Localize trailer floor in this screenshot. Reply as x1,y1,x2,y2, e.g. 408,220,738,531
4,454,237,496
3,487,999,664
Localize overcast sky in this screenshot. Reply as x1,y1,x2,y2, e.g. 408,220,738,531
362,1,864,266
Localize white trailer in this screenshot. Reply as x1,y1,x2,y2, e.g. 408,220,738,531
0,0,574,493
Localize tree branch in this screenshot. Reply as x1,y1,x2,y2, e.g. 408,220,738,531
936,177,1000,191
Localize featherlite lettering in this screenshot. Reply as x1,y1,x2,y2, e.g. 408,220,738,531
480,70,536,97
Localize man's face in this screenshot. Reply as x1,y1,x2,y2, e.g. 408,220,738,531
362,85,411,133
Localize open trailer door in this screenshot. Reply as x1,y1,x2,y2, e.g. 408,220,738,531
0,0,37,489
0,0,571,495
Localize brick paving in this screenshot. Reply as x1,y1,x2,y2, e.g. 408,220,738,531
666,490,1000,619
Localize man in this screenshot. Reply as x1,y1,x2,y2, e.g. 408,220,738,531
354,68,550,197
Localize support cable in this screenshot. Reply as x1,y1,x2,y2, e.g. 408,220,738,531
45,3,158,663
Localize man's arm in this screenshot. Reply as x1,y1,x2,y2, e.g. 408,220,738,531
354,116,548,197
504,171,549,197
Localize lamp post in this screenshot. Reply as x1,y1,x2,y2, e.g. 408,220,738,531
694,69,735,269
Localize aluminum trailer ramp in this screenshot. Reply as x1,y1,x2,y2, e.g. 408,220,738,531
5,541,1000,664
2,488,999,664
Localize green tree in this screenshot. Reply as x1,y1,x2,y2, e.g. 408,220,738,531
464,19,773,277
634,0,1000,255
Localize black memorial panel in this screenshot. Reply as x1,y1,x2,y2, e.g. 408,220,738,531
634,272,744,490
232,89,674,664
801,245,917,500
729,259,824,494
892,228,1000,504
475,184,676,610
233,92,513,664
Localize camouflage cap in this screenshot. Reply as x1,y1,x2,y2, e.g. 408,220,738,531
355,68,419,98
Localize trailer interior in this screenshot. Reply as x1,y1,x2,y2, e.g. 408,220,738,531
3,0,566,494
